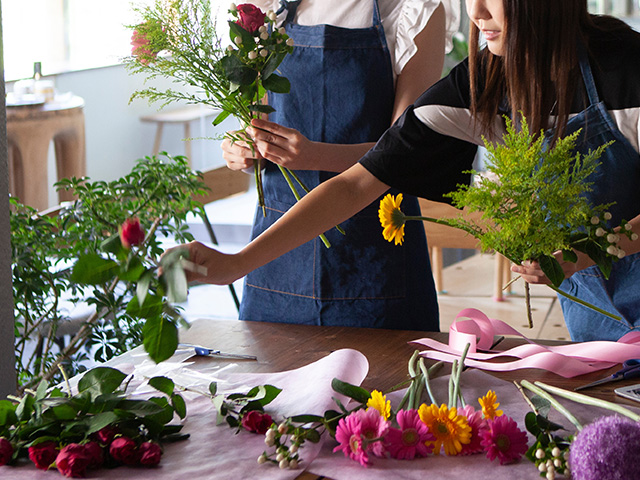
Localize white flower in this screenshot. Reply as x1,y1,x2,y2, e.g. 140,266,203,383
617,249,626,259
595,227,606,237
259,25,267,33
607,245,618,255
553,458,563,468
289,459,298,469
632,233,638,241
546,471,556,480
625,223,633,230
278,459,289,469
278,423,287,434
229,3,237,12
259,49,268,57
538,462,547,472
591,216,600,225
275,453,285,462
607,233,619,243
278,27,286,35
260,32,269,40
286,37,294,46
289,444,298,453
535,449,546,459
257,454,267,464
268,10,277,21
227,45,234,52
604,212,612,220
551,447,561,457
234,36,242,45
248,50,258,60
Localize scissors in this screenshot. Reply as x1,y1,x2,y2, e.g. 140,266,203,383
178,343,257,361
575,359,640,391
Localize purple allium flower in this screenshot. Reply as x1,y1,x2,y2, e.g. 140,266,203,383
570,415,640,480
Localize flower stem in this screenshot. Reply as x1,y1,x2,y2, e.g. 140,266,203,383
519,380,584,431
548,284,621,321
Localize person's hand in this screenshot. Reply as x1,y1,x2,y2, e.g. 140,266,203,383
162,241,242,285
222,131,264,172
511,250,594,285
249,118,318,170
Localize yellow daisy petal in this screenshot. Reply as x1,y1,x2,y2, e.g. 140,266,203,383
378,194,406,245
479,390,504,419
418,403,471,456
366,390,391,420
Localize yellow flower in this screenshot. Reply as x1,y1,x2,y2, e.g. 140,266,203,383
378,193,406,245
366,390,391,420
479,390,504,419
418,403,471,456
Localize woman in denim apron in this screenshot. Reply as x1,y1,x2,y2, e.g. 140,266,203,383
238,0,439,329
550,48,640,342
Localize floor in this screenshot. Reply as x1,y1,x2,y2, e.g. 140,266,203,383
178,190,572,342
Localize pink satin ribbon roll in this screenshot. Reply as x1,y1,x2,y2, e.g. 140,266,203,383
411,308,640,378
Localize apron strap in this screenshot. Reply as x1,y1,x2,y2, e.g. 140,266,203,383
277,0,301,26
372,0,382,26
577,42,600,106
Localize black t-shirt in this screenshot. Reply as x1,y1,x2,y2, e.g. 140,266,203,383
359,26,640,203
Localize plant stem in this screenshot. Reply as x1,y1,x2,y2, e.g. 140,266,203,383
520,380,583,431
548,284,621,321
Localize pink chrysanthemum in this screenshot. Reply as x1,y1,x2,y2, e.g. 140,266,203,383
570,415,640,480
459,405,489,456
333,408,389,466
385,409,435,460
480,415,528,465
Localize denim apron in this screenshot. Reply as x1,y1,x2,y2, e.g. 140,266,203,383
239,0,439,330
555,49,640,341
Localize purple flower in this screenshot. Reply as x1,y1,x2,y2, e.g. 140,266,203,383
570,415,640,480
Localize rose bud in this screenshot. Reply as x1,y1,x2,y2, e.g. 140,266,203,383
92,425,120,446
83,441,104,468
56,443,91,478
109,436,140,465
28,441,58,470
241,410,274,434
138,441,163,466
0,437,14,466
236,4,266,33
119,217,145,249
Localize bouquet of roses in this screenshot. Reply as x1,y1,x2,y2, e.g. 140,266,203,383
378,117,637,325
126,0,339,244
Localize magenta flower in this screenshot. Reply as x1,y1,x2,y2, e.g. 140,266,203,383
333,408,389,467
385,409,435,460
459,405,489,456
480,415,528,465
570,415,640,480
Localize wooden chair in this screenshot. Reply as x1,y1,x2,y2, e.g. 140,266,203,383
418,198,512,301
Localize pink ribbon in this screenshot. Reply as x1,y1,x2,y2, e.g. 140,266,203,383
411,308,640,378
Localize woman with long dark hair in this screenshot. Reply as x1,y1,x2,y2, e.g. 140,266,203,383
173,0,640,341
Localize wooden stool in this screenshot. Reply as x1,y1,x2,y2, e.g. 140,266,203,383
140,105,221,161
7,95,86,211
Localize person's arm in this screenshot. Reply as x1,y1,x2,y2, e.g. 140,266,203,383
224,3,447,173
512,214,640,284
176,164,389,284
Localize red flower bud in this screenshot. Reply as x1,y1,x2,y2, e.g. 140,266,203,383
236,4,266,33
138,441,162,466
109,436,140,465
28,441,58,470
241,410,274,434
83,441,104,469
119,218,145,249
56,443,91,478
92,425,120,446
0,437,13,466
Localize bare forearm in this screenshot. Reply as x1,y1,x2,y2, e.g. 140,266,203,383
306,142,376,172
236,164,389,275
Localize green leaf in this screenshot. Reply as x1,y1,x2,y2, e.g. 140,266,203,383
116,399,166,417
209,382,218,396
119,255,146,282
289,414,324,424
70,253,119,285
261,73,290,94
248,104,276,115
100,233,125,257
0,400,18,427
144,397,175,425
127,292,163,319
143,315,179,363
331,378,370,404
77,367,127,398
159,249,189,304
51,403,79,421
171,394,187,419
524,411,541,436
262,52,286,79
539,255,565,287
562,249,578,264
16,394,35,422
84,412,119,436
228,21,256,50
136,269,154,307
245,384,282,406
213,110,231,126
220,54,258,86
148,376,175,396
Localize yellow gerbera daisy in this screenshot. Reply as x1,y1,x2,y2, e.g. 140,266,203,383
378,193,406,245
366,390,391,420
418,403,472,456
479,390,504,419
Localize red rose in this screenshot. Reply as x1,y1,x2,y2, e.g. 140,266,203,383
92,425,120,446
236,4,266,33
241,410,274,434
83,441,104,468
119,217,145,249
109,436,140,465
0,437,13,466
56,443,91,478
138,441,162,466
28,441,58,470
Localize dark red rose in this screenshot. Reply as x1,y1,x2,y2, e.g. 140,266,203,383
56,443,91,478
119,217,145,249
28,441,58,470
109,436,140,465
92,425,120,446
236,4,266,33
0,437,13,466
241,410,274,434
83,441,104,468
138,441,162,466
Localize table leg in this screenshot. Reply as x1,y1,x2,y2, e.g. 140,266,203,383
7,132,52,210
54,121,87,203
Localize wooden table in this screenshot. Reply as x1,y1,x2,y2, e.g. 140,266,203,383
7,95,86,210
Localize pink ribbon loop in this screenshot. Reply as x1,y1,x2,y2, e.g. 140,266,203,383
410,308,640,378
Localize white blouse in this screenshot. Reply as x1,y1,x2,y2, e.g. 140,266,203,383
240,0,461,78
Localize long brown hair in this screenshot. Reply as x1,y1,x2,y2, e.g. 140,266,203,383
468,0,594,141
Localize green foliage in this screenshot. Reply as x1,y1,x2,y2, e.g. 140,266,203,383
0,368,186,462
11,154,207,389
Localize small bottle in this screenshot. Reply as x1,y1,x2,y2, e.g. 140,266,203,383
32,61,55,102
33,62,42,81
